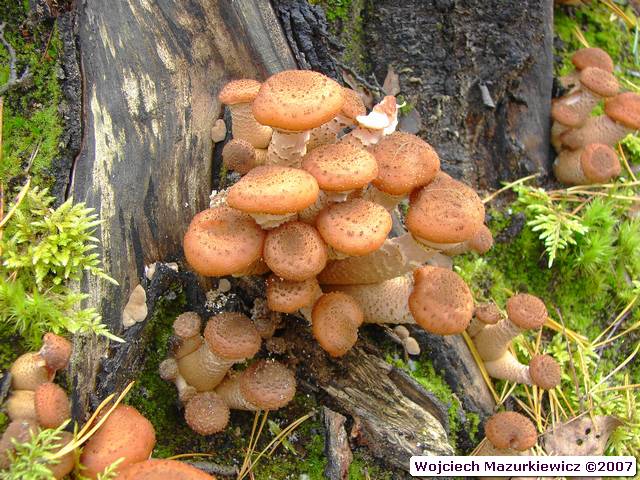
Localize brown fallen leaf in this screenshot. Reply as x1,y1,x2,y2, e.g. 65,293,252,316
341,69,374,110
382,65,400,96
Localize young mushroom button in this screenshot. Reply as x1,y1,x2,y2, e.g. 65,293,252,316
252,70,345,167
184,391,230,435
265,275,322,322
554,143,621,185
482,411,538,454
312,292,364,357
118,459,216,479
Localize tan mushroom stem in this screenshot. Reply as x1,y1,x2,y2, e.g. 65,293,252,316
361,185,405,211
307,114,354,151
249,211,298,230
472,317,522,362
467,303,503,338
483,351,533,385
159,358,197,403
266,128,311,168
561,114,633,150
215,372,259,410
299,285,324,323
318,233,437,285
299,191,351,225
177,344,236,392
551,121,570,152
228,102,273,149
328,275,415,325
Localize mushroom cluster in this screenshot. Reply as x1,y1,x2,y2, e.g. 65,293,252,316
552,47,636,185
1,333,74,478
159,311,296,435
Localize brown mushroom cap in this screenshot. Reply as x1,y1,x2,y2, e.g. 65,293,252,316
301,143,378,191
10,352,50,390
6,390,36,421
551,100,587,128
263,222,328,281
39,333,72,372
227,165,320,215
605,92,640,130
571,47,614,73
408,266,474,335
183,206,266,277
371,132,441,195
184,392,230,435
222,138,257,175
529,354,562,389
485,411,537,451
316,199,392,256
312,292,364,357
341,88,367,120
252,70,345,131
406,174,485,244
240,359,297,410
174,312,202,339
266,275,321,313
80,405,156,479
474,302,503,325
579,67,619,97
580,143,621,183
218,79,261,105
0,419,37,469
203,312,261,361
467,224,494,254
505,293,548,329
34,382,70,429
118,459,216,479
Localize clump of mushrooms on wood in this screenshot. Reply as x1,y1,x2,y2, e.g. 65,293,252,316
162,69,562,435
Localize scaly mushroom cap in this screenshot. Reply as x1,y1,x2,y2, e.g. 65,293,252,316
203,312,261,361
605,92,640,130
572,48,614,72
0,419,37,469
227,165,320,214
312,292,364,357
474,302,503,325
240,359,297,410
6,390,36,421
408,266,474,335
118,459,216,479
263,222,328,281
266,275,321,313
159,358,180,381
529,354,562,389
485,411,537,451
551,100,586,128
580,143,620,183
579,67,619,97
184,392,230,435
301,143,378,191
80,405,156,479
406,174,485,244
183,207,266,277
505,293,548,329
10,352,50,390
34,382,70,429
340,88,367,119
467,224,494,254
316,199,392,256
252,70,344,131
222,138,258,175
39,333,72,372
174,312,202,339
370,132,440,195
218,79,261,105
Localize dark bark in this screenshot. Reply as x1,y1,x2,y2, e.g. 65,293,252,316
323,407,353,480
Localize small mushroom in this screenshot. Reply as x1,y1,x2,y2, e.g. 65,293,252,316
554,143,621,185
226,165,320,229
10,353,51,391
222,138,267,175
219,79,273,148
312,292,364,357
467,302,503,338
172,312,204,359
184,391,230,435
0,419,38,469
476,411,538,456
122,284,148,329
252,70,345,167
6,390,36,421
159,358,197,403
80,405,156,479
34,382,71,428
559,47,614,91
265,275,323,323
118,459,215,479
216,359,296,411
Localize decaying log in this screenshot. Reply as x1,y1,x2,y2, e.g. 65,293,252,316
323,407,353,480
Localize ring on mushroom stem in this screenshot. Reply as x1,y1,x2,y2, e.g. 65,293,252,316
341,95,399,148
219,79,273,149
553,143,621,185
252,70,345,167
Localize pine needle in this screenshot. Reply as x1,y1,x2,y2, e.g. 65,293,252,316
618,144,638,182
462,331,501,403
482,174,539,204
573,26,590,48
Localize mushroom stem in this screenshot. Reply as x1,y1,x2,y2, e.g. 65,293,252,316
266,129,311,168
228,103,273,149
299,284,323,323
362,185,404,211
159,358,197,403
318,233,437,285
472,318,522,362
561,114,631,150
483,351,533,385
215,373,258,411
551,121,570,152
553,149,588,185
249,211,298,230
299,191,350,225
177,344,235,392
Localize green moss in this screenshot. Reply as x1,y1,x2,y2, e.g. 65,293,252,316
310,0,352,21
0,2,63,187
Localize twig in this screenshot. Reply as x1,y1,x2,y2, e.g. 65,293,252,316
184,461,238,477
0,22,33,96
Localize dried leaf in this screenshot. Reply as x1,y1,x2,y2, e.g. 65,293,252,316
341,69,374,109
543,415,622,456
382,65,400,96
398,108,423,134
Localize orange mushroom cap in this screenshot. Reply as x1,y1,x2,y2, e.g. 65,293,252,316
571,47,614,73
301,143,378,192
579,67,619,98
80,405,156,479
218,79,261,105
34,382,70,429
252,70,344,131
39,333,72,372
408,266,474,335
203,312,261,361
505,293,548,329
184,392,230,435
312,292,364,357
316,199,392,256
485,411,538,451
266,275,321,314
474,302,503,325
580,143,620,183
605,92,640,130
239,359,297,410
118,459,216,479
183,206,266,277
529,354,562,389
